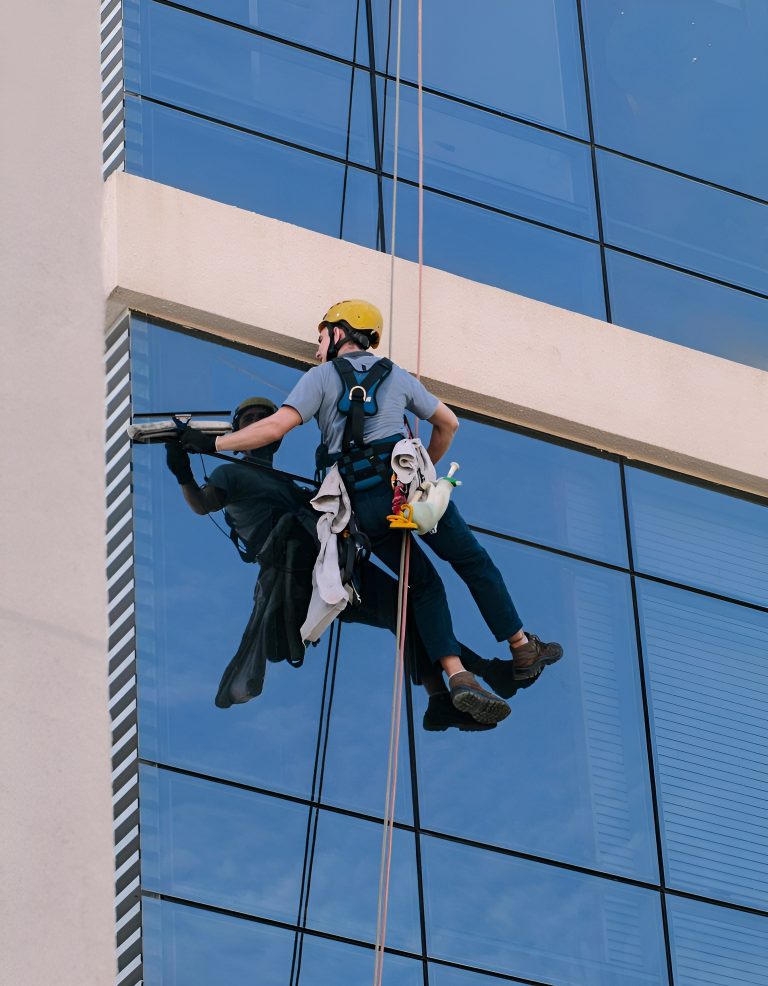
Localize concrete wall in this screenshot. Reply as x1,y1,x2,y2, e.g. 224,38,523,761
105,172,768,496
0,2,116,984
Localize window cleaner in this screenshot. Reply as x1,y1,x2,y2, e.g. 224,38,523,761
179,300,565,726
128,398,500,729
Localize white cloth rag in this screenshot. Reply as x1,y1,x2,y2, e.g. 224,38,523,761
127,419,231,443
391,438,436,500
300,464,354,642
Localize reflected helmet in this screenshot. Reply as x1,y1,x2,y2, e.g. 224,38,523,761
232,396,278,430
319,299,383,350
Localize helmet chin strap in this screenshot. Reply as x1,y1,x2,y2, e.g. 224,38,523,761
326,321,361,361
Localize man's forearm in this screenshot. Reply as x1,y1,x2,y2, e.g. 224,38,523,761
426,423,455,465
216,406,300,452
180,481,210,515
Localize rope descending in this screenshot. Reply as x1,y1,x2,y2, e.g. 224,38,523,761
373,1,424,982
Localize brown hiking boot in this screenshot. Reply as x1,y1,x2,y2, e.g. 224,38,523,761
510,632,563,680
449,671,511,725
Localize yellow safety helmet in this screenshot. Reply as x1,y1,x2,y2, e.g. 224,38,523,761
319,299,383,350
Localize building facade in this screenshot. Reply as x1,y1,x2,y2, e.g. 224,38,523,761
3,2,768,985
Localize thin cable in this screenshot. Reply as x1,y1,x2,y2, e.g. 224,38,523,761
416,0,424,383
386,0,403,361
373,2,424,983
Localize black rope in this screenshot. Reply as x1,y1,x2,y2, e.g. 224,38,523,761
200,449,320,488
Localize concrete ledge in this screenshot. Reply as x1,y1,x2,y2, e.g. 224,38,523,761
103,171,768,497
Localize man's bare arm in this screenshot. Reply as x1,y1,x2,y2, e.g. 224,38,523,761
180,482,226,516
216,406,302,453
165,442,224,513
426,402,459,465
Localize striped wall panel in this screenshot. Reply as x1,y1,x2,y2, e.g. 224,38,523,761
102,0,125,178
639,579,768,911
667,894,768,986
106,312,143,986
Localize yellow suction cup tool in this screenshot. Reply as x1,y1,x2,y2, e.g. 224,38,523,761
387,504,419,529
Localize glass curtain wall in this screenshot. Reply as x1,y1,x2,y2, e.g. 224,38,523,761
131,316,768,985
122,0,768,368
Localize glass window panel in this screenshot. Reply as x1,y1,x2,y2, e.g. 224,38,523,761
345,65,385,173
347,69,377,168
627,467,768,607
598,151,768,295
450,417,627,567
606,249,768,371
140,767,309,921
667,895,768,986
378,84,596,236
418,536,658,883
133,444,327,796
638,580,768,909
125,97,345,236
169,0,362,61
341,166,381,250
342,175,607,318
297,935,423,986
305,810,422,953
130,318,320,475
132,323,326,798
371,0,589,137
142,897,294,986
423,837,668,985
582,0,768,198
125,1,357,160
319,621,413,824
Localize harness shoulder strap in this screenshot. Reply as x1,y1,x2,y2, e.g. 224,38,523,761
332,357,358,395
333,357,394,450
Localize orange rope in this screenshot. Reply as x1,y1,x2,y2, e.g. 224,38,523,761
373,1,424,982
372,534,409,985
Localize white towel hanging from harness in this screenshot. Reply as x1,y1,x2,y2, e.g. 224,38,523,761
300,464,355,643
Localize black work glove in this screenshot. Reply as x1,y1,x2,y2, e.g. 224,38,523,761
165,441,194,485
176,427,219,454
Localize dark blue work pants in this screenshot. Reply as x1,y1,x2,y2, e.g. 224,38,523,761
352,484,522,665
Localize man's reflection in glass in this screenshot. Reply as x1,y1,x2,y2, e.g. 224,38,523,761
165,397,531,731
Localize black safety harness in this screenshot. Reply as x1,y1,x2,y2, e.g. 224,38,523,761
315,356,402,493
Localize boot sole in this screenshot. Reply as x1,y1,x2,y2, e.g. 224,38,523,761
451,688,511,724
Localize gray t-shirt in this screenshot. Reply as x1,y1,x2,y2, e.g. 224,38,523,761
284,351,440,453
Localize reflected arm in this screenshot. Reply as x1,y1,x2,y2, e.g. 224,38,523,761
216,406,302,453
426,402,459,465
180,482,226,516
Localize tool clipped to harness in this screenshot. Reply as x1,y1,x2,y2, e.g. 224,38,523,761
337,511,371,606
387,461,462,535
